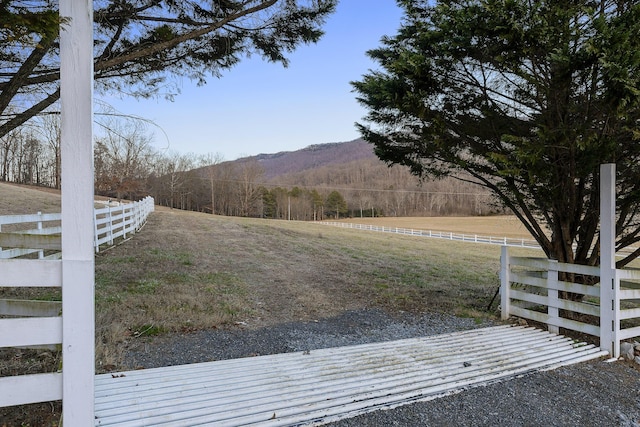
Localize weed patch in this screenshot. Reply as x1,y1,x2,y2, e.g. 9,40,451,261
132,324,166,337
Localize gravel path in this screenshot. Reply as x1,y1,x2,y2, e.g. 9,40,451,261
124,309,640,426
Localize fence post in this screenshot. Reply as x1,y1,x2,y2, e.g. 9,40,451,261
37,212,44,259
133,201,139,231
93,215,99,254
500,245,511,320
547,260,559,334
60,0,95,421
122,204,127,238
108,205,114,246
600,163,619,357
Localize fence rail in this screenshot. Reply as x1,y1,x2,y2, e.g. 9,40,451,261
500,246,640,358
0,196,154,408
94,197,154,251
320,221,541,249
0,196,154,259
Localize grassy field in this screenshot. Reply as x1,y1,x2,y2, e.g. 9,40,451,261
0,183,557,426
0,183,61,215
92,209,515,366
0,182,544,372
332,215,537,239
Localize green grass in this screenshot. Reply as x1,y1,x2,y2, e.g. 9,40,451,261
148,248,194,265
126,278,162,294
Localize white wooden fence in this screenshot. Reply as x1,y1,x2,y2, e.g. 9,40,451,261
500,248,640,359
0,196,154,260
0,197,154,408
320,221,540,249
500,165,640,359
94,197,154,252
0,212,62,260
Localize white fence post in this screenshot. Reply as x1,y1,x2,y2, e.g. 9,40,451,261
500,245,511,320
94,209,101,254
600,163,619,358
37,212,44,259
121,204,126,237
60,0,95,423
108,205,114,246
547,260,559,334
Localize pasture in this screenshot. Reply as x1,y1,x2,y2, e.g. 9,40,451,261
0,183,543,372
333,215,536,239
94,209,541,369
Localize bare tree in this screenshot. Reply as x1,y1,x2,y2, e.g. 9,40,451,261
199,152,225,214
0,128,21,182
36,113,61,188
94,117,155,199
237,160,265,217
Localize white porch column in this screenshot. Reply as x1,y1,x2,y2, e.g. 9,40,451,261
60,0,95,423
600,163,619,358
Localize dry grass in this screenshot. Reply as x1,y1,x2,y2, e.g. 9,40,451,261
1,183,545,426
91,208,542,372
334,215,537,239
0,183,546,372
0,183,61,215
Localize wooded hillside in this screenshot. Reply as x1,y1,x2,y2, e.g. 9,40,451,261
0,122,497,219
180,139,499,219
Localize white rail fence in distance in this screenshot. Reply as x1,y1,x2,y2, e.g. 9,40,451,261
320,221,541,249
94,197,155,252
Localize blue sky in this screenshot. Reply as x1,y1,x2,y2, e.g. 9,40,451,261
99,1,404,161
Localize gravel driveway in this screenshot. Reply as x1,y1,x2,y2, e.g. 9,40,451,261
124,309,640,426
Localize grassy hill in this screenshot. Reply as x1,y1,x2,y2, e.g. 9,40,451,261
0,182,61,215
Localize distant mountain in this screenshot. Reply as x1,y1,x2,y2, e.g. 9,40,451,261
236,139,376,180
185,138,498,217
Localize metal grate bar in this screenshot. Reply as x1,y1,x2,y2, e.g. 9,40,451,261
95,326,608,426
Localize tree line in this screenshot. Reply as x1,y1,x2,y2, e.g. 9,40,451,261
0,113,498,219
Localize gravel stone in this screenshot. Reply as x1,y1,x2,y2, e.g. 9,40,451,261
123,309,640,426
123,309,488,368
